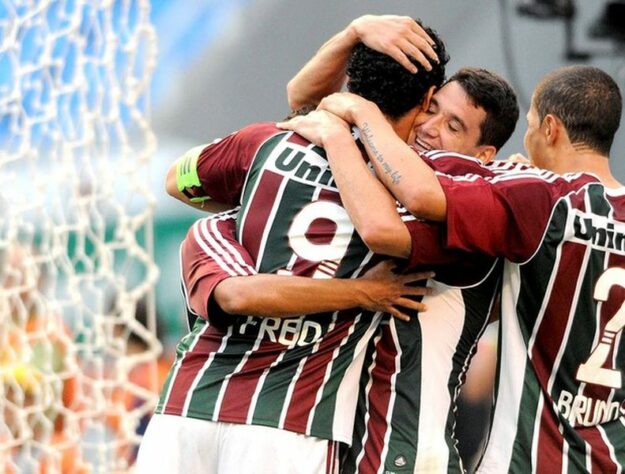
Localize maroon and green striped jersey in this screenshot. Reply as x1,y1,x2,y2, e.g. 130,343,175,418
158,123,389,443
440,167,625,473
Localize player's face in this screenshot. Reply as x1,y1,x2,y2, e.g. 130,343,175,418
411,81,487,157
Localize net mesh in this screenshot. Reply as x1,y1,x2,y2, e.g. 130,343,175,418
0,0,160,472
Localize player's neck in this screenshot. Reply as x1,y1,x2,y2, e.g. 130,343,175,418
557,149,623,188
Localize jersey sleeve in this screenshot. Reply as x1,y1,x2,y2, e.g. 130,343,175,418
180,210,257,323
439,172,596,262
402,218,497,286
177,122,281,205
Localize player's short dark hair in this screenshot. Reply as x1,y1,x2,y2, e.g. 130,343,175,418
447,67,519,151
346,19,449,120
534,65,622,156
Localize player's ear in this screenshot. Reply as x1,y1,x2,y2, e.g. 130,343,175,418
420,86,437,112
475,145,496,164
543,114,560,145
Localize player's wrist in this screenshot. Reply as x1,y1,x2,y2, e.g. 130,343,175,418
345,17,366,46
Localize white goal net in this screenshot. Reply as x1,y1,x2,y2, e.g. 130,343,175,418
0,0,161,472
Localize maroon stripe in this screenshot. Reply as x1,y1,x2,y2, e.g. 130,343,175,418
535,401,564,473
217,341,284,422
241,171,284,261
607,194,625,221
286,133,310,147
580,425,618,473
282,318,355,433
162,327,227,414
530,242,587,387
357,324,398,473
325,440,335,474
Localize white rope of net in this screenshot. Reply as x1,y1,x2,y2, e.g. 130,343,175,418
0,0,160,472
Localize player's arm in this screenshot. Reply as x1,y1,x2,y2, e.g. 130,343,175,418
280,93,447,222
166,124,273,212
184,212,432,323
278,110,412,258
287,15,438,110
215,262,433,322
165,151,233,213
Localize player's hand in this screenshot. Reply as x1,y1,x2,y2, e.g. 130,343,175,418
360,260,434,321
506,153,531,164
276,110,350,147
349,15,439,73
316,92,376,125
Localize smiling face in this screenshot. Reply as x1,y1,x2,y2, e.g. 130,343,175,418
410,81,489,159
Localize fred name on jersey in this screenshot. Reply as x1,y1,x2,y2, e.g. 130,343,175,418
235,314,324,348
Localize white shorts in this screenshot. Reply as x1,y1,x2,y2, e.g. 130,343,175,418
135,414,340,474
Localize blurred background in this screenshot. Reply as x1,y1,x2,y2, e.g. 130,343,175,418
150,0,625,347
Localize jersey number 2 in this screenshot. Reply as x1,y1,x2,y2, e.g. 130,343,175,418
576,267,625,389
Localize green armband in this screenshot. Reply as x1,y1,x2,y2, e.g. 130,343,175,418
176,145,205,192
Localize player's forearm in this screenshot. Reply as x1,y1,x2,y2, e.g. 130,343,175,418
323,130,411,258
352,103,448,222
286,26,358,111
214,274,372,318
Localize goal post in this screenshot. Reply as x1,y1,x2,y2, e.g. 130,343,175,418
0,0,161,472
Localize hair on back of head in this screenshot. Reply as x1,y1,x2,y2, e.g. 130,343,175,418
346,19,449,120
534,65,621,156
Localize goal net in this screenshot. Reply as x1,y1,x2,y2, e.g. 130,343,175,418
0,0,161,472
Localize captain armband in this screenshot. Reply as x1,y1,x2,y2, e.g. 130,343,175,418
176,145,212,204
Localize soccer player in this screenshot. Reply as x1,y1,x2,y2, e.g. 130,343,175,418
138,20,451,474
281,15,520,473
286,64,625,473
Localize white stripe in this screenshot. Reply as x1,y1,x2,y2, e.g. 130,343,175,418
353,328,384,469
197,218,254,276
246,350,288,424
182,325,233,417
279,353,309,429
598,424,622,473
561,435,569,473
378,319,401,474
332,311,383,446
179,242,201,327
478,263,528,473
160,318,210,409
208,211,257,274
415,281,469,473
303,313,341,434
213,325,265,417
530,392,544,471
251,177,290,271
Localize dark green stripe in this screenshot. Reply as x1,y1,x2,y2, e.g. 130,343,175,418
309,314,378,439
382,315,422,473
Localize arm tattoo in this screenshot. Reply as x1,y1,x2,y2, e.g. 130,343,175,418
361,122,402,185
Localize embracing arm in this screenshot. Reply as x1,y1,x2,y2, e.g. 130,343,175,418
215,263,432,322
287,15,438,110
320,93,447,221
278,111,412,258
185,213,431,323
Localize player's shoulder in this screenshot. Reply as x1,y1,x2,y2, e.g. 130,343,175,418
419,149,491,177
237,121,283,140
